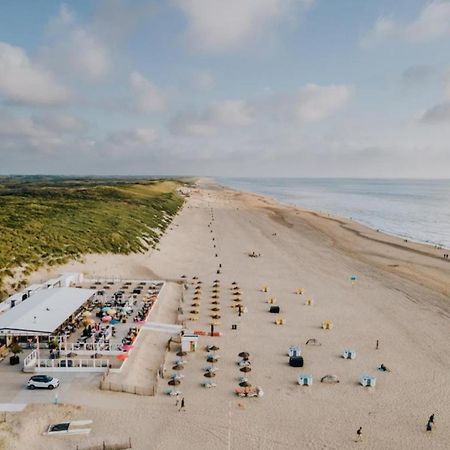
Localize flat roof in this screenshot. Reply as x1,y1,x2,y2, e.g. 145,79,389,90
0,288,96,336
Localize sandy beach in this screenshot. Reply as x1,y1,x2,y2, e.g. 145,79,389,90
2,180,450,450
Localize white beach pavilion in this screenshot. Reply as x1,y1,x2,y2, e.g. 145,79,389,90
0,288,96,337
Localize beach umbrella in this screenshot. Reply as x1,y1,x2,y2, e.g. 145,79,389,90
191,302,200,307
212,289,219,294
82,311,92,317
231,281,237,285
176,351,187,357
239,381,252,387
211,307,220,312
233,291,242,296
214,279,220,283
233,298,242,302
211,314,221,320
172,364,184,370
102,306,110,312
211,301,220,305
168,379,181,386
232,286,240,291
82,318,95,327
193,276,198,280
193,296,201,301
240,366,251,373
102,315,112,322
238,352,250,358
122,344,135,351
196,281,202,285
213,283,220,288
209,345,220,351
116,354,128,361
181,275,187,279
204,371,216,378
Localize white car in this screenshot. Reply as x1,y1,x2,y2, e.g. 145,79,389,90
27,375,60,390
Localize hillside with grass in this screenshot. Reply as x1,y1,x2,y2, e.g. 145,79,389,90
0,176,185,298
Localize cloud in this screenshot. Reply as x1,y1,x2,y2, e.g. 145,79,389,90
421,102,450,123
170,100,255,136
107,127,160,146
0,110,65,152
130,71,166,113
401,65,435,86
42,4,112,82
362,1,450,46
0,42,69,105
174,0,314,53
192,71,215,91
293,84,352,122
32,113,87,134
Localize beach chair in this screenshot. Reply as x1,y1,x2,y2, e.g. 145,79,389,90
268,297,276,304
262,286,269,293
296,288,304,295
360,374,376,387
342,349,356,359
288,346,301,357
305,299,314,306
297,374,313,386
275,317,285,325
322,320,333,330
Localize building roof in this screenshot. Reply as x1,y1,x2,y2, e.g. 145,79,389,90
0,288,96,336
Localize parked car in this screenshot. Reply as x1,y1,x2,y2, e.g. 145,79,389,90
27,375,60,390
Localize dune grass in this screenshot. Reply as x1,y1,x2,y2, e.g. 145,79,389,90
0,176,184,298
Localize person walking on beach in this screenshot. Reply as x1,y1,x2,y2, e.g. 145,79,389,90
175,393,180,408
426,414,435,432
355,426,363,442
376,339,379,350
179,397,185,412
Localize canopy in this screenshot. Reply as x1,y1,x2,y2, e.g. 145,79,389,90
0,288,96,336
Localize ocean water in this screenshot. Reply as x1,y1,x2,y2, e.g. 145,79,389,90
218,178,450,249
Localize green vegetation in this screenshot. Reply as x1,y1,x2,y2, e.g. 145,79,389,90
0,176,184,298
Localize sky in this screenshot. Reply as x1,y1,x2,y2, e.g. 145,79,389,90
1,0,450,177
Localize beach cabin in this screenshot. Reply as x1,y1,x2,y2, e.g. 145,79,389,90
288,346,301,357
298,374,313,386
181,334,199,352
342,349,356,359
322,320,333,330
269,306,280,314
360,374,376,387
289,356,304,367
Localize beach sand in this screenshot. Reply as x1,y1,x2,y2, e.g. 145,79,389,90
2,180,450,450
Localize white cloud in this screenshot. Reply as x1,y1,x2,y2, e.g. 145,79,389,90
362,1,450,46
175,0,314,53
42,4,111,82
170,100,255,136
32,113,86,133
0,42,69,105
107,127,160,146
192,71,215,91
0,111,65,152
294,84,352,122
130,71,166,113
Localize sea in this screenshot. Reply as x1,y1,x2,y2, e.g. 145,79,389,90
217,178,450,249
